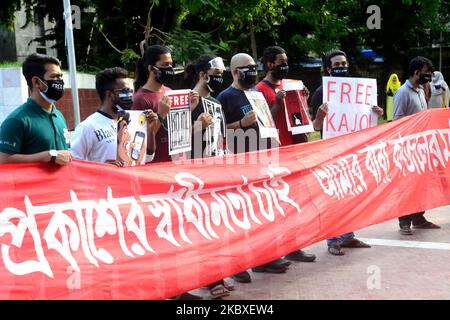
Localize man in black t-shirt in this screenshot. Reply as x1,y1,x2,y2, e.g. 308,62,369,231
309,50,373,256
218,54,274,154
217,53,288,284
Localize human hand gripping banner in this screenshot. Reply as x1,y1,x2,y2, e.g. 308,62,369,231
323,76,378,139
1,109,450,299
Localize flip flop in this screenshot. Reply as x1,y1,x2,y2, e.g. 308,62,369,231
328,245,345,255
209,284,230,299
223,279,235,291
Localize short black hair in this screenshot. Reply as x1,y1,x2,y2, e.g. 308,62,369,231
408,56,433,77
324,49,347,70
95,67,129,102
22,53,61,88
185,54,216,85
262,46,286,72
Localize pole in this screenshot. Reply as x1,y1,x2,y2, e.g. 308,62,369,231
63,0,81,127
439,31,442,72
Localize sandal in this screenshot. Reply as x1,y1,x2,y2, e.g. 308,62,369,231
223,279,235,291
209,284,230,299
328,244,345,256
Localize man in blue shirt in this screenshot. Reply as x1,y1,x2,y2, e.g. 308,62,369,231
394,56,440,235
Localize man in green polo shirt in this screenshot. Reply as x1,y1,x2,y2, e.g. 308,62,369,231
0,53,71,165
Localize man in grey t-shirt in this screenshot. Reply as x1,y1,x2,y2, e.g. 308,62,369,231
393,56,440,235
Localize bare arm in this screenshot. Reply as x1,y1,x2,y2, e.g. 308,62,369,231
313,103,328,131
145,110,159,155
0,150,71,165
270,90,286,118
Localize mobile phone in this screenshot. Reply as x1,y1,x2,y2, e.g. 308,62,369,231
131,131,145,161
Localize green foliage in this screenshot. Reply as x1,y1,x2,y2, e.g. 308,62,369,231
166,27,215,66
1,0,448,76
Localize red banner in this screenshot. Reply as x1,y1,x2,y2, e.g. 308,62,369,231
1,109,450,299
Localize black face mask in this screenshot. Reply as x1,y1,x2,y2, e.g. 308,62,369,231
418,73,432,85
39,78,65,103
330,66,349,77
112,88,133,113
206,75,223,93
153,66,174,85
272,62,289,80
237,66,258,89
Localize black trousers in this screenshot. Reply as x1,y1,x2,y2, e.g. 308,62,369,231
398,211,427,228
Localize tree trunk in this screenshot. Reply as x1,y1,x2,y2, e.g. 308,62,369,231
250,20,257,62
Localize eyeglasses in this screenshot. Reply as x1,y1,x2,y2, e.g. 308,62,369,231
114,88,133,95
236,65,257,72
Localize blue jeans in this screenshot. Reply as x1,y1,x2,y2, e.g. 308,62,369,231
327,232,355,247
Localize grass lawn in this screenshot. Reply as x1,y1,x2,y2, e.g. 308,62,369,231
0,62,22,68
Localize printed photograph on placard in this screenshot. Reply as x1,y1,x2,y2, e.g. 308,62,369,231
244,90,278,140
283,79,314,135
201,97,227,157
116,110,147,166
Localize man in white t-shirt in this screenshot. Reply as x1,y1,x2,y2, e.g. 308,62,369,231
71,67,158,165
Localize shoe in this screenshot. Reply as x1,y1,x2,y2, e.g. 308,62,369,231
413,221,441,229
341,238,371,248
170,292,203,300
399,225,413,235
285,250,316,262
232,271,251,283
328,243,345,256
252,261,287,273
274,258,292,267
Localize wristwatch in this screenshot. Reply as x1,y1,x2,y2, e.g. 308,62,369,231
157,112,166,123
49,149,57,163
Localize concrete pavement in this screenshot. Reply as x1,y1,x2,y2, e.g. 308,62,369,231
192,205,450,300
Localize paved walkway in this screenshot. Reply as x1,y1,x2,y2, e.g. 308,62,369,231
192,206,450,300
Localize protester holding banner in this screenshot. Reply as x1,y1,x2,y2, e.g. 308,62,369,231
218,53,276,155
393,56,441,235
133,45,203,300
186,54,228,159
256,46,316,264
133,45,200,164
310,50,384,134
217,53,288,283
0,53,72,166
71,67,158,165
256,46,309,145
309,49,377,255
132,45,174,163
385,73,401,121
184,54,237,299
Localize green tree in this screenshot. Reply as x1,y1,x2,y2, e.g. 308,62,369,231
182,0,293,59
